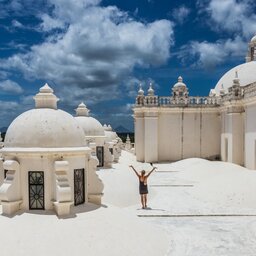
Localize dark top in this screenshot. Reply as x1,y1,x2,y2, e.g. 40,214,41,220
139,180,148,194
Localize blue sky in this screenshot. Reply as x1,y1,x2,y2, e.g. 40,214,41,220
0,0,255,131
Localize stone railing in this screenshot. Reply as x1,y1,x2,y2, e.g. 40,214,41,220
135,96,221,107
243,82,256,99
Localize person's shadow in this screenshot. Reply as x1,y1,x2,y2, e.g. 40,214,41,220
136,207,165,211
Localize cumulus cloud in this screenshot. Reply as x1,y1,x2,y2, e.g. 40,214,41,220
198,0,256,38
0,79,24,94
0,0,47,18
0,0,174,127
172,6,190,24
178,36,246,69
0,1,173,100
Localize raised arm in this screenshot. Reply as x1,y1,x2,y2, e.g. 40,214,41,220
146,167,157,178
129,165,140,178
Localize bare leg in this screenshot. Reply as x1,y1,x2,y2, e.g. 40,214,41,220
145,194,147,208
140,195,144,208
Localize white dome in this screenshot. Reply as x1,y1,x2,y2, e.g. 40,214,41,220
5,109,85,148
75,116,105,137
215,61,256,94
74,102,105,137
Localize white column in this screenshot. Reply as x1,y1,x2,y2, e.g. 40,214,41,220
144,111,158,163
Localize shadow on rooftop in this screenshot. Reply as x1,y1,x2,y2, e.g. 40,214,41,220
0,203,108,219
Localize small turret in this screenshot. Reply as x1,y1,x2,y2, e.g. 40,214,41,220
34,83,59,110
75,102,90,117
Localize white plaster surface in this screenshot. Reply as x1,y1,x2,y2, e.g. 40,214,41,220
99,151,256,255
2,150,256,255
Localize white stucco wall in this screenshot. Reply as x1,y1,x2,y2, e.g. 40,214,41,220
134,114,145,162
158,109,220,162
183,111,201,159
200,111,221,159
144,113,158,162
2,152,90,211
158,111,182,161
221,110,244,165
245,104,256,169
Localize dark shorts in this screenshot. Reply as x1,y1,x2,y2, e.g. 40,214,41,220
139,184,148,195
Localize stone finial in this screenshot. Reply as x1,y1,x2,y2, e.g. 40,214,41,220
220,84,226,96
138,84,144,96
233,71,240,86
34,83,59,109
75,102,90,117
147,83,154,96
125,134,131,150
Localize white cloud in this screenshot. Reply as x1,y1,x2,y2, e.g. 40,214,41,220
0,0,47,18
1,2,173,100
198,0,256,38
0,80,24,94
0,0,174,127
178,36,246,69
12,19,23,28
172,6,190,24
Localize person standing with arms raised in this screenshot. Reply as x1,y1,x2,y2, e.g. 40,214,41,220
129,163,157,209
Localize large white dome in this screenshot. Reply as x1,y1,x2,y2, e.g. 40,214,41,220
215,61,256,94
75,116,105,137
5,109,85,148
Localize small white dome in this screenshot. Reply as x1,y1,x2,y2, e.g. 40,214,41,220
173,76,186,88
75,116,105,137
5,109,85,148
251,35,256,43
74,102,104,137
215,61,256,94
